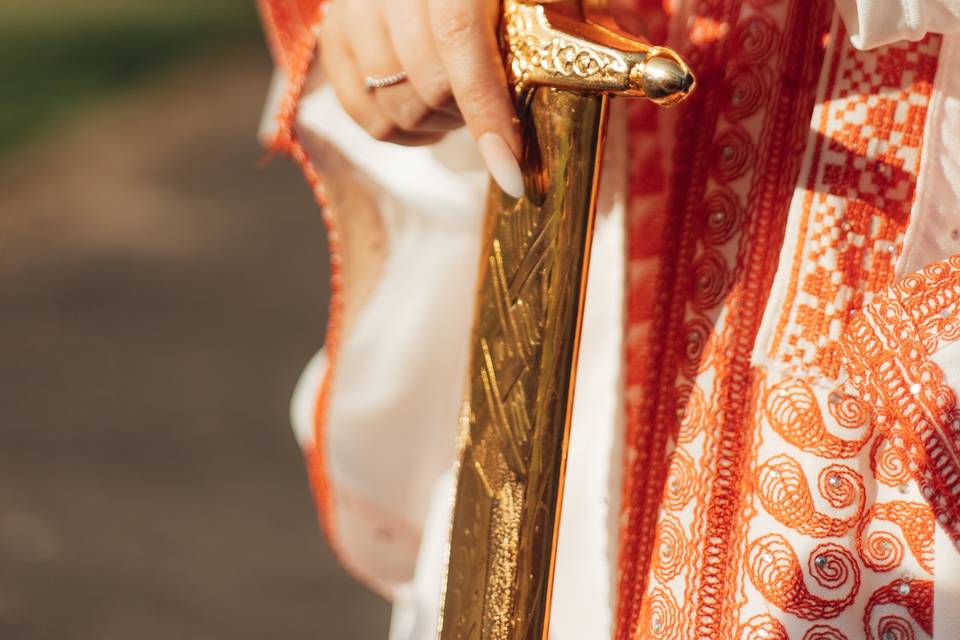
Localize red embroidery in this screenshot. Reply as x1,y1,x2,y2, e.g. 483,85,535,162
840,255,960,544
257,0,324,151
651,513,691,583
738,614,789,640
663,447,697,511
763,378,873,458
756,455,865,537
863,579,933,639
675,383,709,444
746,535,860,619
803,626,849,640
768,32,942,376
622,1,946,635
619,0,831,637
872,436,913,486
856,502,934,574
637,585,680,638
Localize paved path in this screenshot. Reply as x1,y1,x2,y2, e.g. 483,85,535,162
0,47,389,639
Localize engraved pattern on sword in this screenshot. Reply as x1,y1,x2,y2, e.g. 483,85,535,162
506,2,628,92
472,197,556,638
504,0,695,104
438,2,695,638
441,90,604,640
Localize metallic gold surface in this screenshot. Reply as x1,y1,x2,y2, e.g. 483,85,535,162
438,2,694,638
504,0,695,105
440,89,607,640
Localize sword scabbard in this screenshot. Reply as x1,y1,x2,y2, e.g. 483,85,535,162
439,3,694,638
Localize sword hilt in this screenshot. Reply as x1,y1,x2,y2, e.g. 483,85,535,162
504,0,695,105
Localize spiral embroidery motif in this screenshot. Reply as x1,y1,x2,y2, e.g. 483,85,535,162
856,502,934,573
733,13,779,64
876,616,916,640
859,529,904,573
703,187,743,246
817,465,862,510
691,250,732,311
675,383,708,444
757,455,864,537
764,378,873,458
871,437,911,486
746,534,859,620
723,65,767,122
638,585,680,638
807,543,853,590
663,447,696,510
680,316,718,378
651,513,690,583
863,579,933,640
827,392,871,430
711,126,755,183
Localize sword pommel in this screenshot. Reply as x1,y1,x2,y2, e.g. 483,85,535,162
634,52,696,105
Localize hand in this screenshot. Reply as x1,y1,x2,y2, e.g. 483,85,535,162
317,0,525,197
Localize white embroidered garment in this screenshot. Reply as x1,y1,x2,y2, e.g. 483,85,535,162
257,0,960,637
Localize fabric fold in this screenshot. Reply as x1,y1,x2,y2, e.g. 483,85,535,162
839,253,960,548
835,0,960,49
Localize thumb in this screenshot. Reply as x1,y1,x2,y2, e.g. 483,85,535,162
428,0,524,198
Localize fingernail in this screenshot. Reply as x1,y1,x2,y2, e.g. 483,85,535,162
477,132,524,199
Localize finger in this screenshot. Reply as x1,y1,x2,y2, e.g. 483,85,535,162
320,10,443,146
343,0,462,133
427,0,524,198
382,0,462,120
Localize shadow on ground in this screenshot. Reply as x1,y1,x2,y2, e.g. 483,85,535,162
0,47,390,639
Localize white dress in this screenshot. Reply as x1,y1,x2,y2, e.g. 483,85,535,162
259,0,960,636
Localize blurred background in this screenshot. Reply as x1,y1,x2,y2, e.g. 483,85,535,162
0,1,389,637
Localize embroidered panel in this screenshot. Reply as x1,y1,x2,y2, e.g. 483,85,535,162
839,255,960,547
767,29,942,377
619,0,831,637
621,5,946,640
741,364,936,639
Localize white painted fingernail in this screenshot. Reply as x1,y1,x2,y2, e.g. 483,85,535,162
477,133,524,199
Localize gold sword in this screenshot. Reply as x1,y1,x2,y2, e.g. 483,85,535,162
438,2,694,638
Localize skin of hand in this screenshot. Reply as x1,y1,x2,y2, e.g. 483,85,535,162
317,0,524,196
316,0,645,198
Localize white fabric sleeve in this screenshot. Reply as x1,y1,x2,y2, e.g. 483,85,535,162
834,0,960,49
290,74,627,636
293,79,488,598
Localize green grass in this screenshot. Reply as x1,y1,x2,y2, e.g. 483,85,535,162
0,2,262,151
